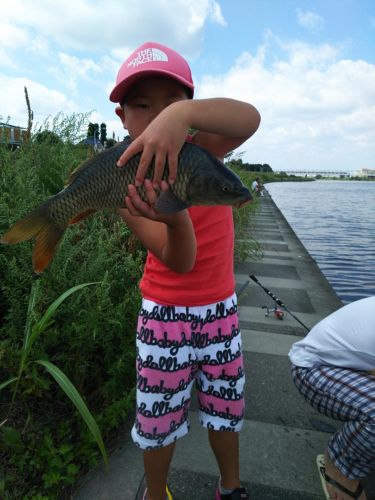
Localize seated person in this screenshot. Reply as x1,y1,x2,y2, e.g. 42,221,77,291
251,177,264,196
289,296,375,500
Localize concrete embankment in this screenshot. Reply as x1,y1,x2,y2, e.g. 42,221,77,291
74,192,375,499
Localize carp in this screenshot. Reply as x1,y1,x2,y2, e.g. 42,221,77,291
1,138,252,272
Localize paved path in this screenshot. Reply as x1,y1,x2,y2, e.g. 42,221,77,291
74,192,375,499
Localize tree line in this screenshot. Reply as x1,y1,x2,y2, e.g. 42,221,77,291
225,155,273,173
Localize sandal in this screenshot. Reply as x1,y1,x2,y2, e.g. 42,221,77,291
215,483,248,499
142,484,173,499
316,454,364,499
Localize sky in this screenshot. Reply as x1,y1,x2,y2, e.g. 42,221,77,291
1,0,374,172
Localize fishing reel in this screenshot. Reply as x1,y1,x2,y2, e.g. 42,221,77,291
262,304,285,320
250,274,310,331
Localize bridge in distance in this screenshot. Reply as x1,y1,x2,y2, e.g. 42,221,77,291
274,170,350,177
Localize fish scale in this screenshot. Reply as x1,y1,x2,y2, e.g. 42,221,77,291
1,138,252,272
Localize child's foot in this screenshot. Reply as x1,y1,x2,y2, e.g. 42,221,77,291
215,481,248,499
142,485,173,500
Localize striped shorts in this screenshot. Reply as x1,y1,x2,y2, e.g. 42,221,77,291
131,294,245,450
291,364,375,479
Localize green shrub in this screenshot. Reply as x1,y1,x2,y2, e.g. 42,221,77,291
232,168,262,262
0,114,143,498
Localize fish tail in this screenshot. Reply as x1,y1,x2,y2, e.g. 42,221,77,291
1,207,64,273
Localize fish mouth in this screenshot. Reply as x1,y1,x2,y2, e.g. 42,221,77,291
239,199,253,207
234,198,253,208
234,188,253,208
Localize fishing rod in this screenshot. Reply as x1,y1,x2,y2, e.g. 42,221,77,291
249,274,310,332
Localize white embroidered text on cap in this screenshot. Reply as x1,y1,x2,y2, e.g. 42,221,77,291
127,48,169,68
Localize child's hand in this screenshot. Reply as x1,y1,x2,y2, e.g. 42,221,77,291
117,102,189,188
125,179,187,225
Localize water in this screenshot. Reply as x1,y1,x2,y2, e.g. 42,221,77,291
265,181,375,304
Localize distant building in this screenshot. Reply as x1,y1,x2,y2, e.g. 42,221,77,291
82,137,104,152
0,122,28,147
352,168,375,178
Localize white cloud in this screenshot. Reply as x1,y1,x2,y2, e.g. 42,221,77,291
197,40,375,171
0,49,17,69
1,0,226,107
28,36,51,58
0,21,29,49
58,53,101,79
0,75,77,128
296,8,324,30
208,0,227,26
185,0,226,33
0,0,227,123
276,40,338,70
2,0,225,54
0,21,50,66
49,53,102,92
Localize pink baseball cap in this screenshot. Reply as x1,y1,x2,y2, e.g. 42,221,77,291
110,41,194,103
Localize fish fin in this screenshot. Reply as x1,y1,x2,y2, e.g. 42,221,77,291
65,138,132,188
1,207,64,273
69,209,96,225
64,158,93,187
155,191,191,213
32,225,64,273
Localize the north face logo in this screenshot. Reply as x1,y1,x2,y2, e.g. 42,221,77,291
127,48,168,68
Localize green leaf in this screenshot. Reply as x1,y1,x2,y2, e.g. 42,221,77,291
24,282,98,357
36,359,108,466
23,278,41,355
0,377,18,392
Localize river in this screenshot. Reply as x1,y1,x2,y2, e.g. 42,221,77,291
265,180,375,304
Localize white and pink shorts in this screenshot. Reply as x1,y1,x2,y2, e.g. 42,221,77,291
131,293,245,450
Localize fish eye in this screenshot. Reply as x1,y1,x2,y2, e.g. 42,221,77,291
222,184,230,192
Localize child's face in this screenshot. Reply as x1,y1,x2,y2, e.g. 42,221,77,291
117,77,188,139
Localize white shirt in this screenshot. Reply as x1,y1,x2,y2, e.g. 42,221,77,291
288,296,375,370
251,180,258,191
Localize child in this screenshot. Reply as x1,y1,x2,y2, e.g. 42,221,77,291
110,41,261,500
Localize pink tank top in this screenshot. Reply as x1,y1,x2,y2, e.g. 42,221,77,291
140,205,235,306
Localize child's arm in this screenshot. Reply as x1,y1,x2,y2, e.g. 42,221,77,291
117,180,196,274
117,98,260,184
